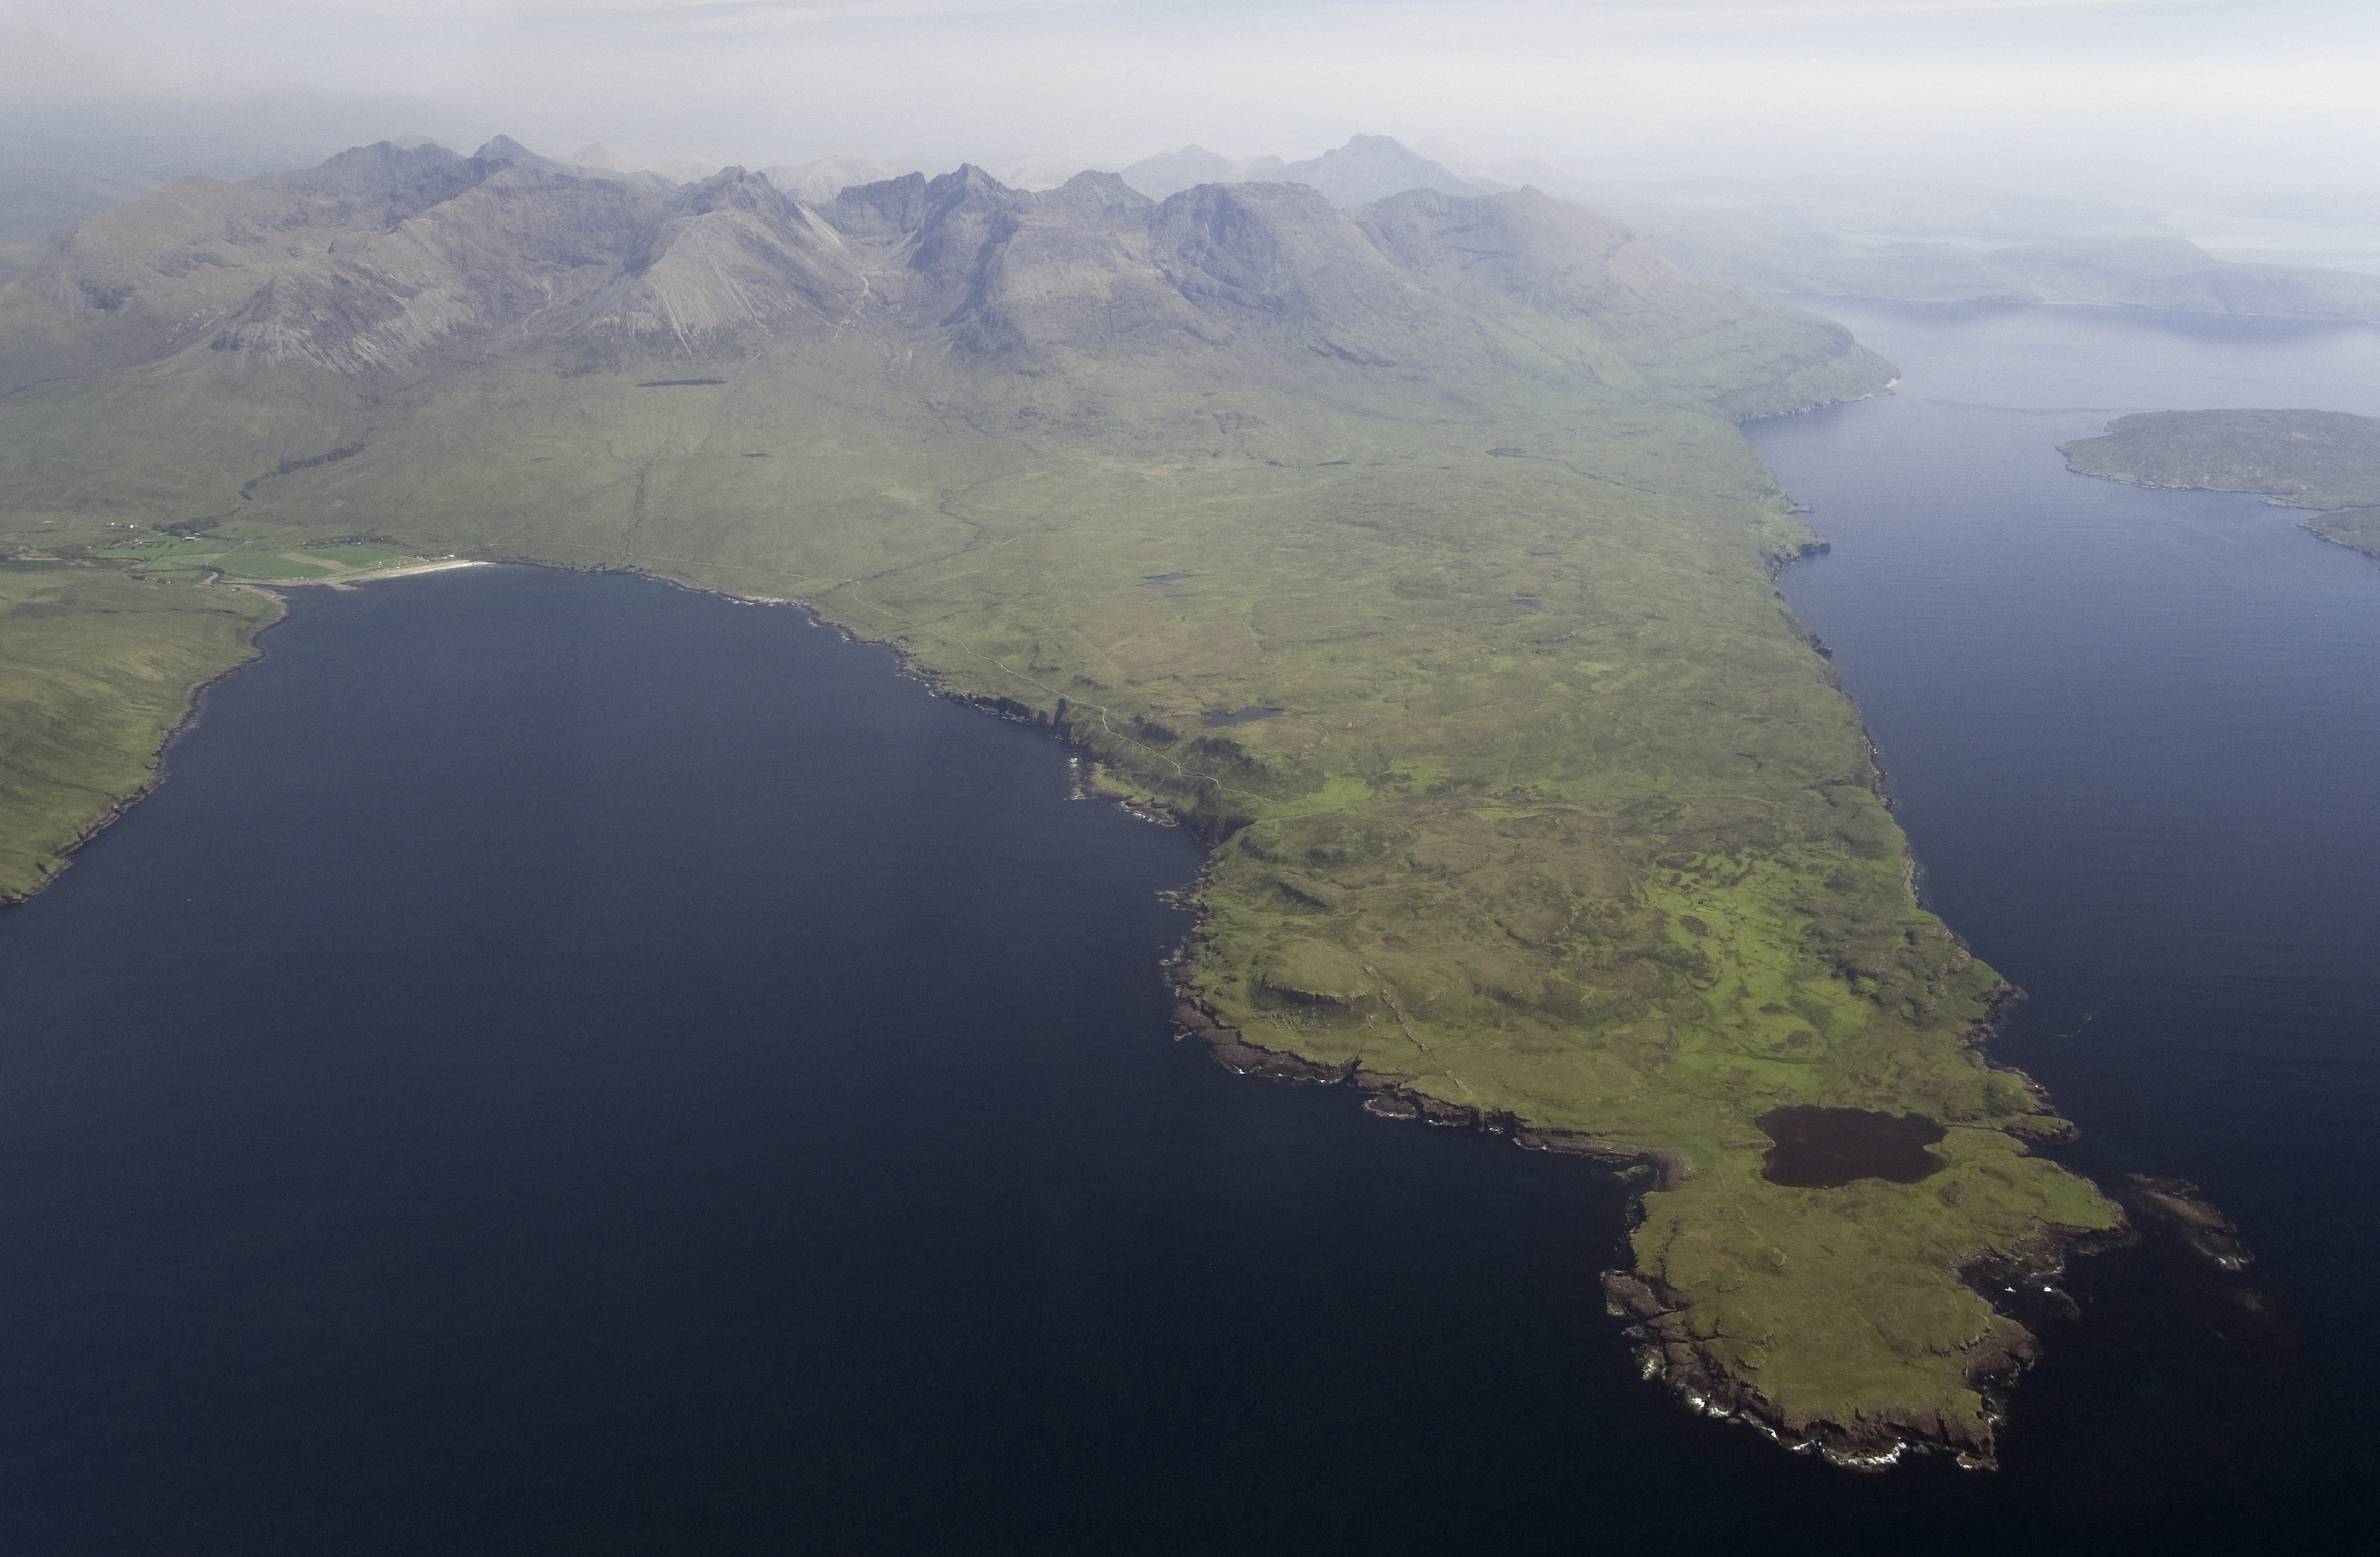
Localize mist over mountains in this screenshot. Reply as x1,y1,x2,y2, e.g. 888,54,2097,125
2,134,1882,427
1115,136,1503,205
755,135,1500,209
9,125,2376,328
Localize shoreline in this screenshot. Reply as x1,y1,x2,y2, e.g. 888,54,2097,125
698,558,2120,1476
1158,952,2107,1470
4,559,491,905
1603,1215,2126,1471
2060,463,2380,561
83,554,2125,1474
221,558,490,589
0,584,286,905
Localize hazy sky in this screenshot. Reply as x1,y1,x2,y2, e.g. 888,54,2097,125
5,1,2375,193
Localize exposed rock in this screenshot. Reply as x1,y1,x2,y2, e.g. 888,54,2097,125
1601,1268,2043,1470
1170,999,1348,1083
2121,1175,2255,1272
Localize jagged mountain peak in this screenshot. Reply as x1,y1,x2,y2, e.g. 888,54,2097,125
826,164,1021,249
1146,179,1407,321
1120,135,1502,208
467,136,671,187
249,141,465,196
763,156,914,204
1118,144,1288,202
4,138,1880,425
1035,169,1153,221
240,140,510,232
675,166,792,217
1283,135,1506,207
472,135,551,169
937,164,1018,200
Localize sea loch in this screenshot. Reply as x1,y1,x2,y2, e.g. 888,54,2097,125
1,302,2376,1551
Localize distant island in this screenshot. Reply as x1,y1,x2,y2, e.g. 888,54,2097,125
0,136,2121,1467
2061,409,2380,557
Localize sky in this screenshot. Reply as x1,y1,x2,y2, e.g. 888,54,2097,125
4,0,2376,195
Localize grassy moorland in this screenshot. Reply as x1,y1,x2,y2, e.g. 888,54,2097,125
0,562,280,898
0,515,457,897
0,144,2120,1465
2062,408,2380,557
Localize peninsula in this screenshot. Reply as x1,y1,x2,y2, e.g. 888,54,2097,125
2061,408,2380,557
0,138,2119,1465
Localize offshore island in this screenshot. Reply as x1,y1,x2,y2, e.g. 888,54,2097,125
2061,407,2380,557
0,138,2122,1466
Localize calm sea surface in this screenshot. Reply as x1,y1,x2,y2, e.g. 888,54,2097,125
0,303,2375,1552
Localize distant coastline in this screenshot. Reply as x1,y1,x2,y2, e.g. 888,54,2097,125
2059,408,2380,560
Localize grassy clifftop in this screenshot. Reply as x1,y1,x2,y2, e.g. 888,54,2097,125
0,143,2116,1465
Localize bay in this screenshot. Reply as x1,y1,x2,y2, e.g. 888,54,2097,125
0,567,1656,1555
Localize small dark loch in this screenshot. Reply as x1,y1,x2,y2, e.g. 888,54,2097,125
1758,1106,1947,1187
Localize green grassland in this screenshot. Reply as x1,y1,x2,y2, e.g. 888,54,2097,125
2063,408,2380,557
0,562,280,898
2309,507,2380,556
0,505,446,900
0,155,2120,1465
89,531,434,581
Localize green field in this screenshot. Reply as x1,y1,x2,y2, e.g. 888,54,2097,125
0,150,2122,1465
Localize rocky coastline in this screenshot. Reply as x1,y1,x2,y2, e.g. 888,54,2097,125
1154,909,2128,1472
1598,1267,2036,1470
2120,1176,2253,1272
650,528,2122,1478
223,562,2130,1475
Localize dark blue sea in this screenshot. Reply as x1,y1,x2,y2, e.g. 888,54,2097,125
1,302,2376,1552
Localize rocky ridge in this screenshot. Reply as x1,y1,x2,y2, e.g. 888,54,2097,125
4,138,1880,422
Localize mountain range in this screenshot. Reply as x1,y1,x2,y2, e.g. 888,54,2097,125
9,127,2376,324
1,137,1881,422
